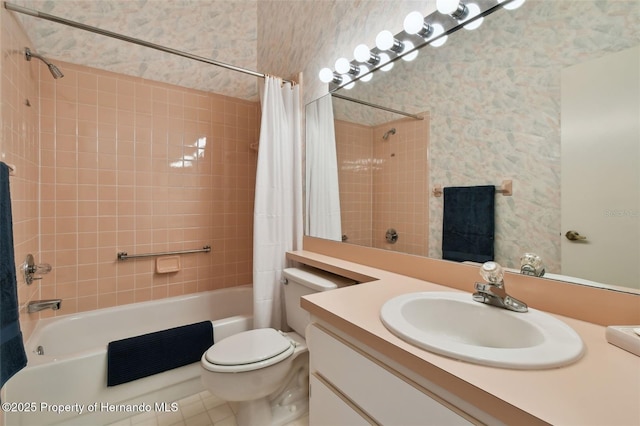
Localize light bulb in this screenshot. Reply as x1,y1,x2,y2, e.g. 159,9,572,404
354,44,372,63
342,75,355,90
437,0,460,15
375,30,395,51
463,3,484,30
335,57,352,74
401,40,418,61
379,53,394,72
429,24,448,47
319,67,336,84
403,11,425,35
500,0,526,10
358,66,373,82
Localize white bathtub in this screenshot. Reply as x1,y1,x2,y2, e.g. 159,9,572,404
2,285,253,425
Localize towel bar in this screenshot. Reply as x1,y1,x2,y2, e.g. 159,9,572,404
433,180,512,197
117,246,211,261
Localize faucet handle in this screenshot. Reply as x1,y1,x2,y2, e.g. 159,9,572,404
520,253,545,277
480,261,504,284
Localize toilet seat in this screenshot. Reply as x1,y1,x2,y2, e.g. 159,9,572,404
203,328,295,373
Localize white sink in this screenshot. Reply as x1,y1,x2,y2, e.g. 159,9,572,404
380,292,584,369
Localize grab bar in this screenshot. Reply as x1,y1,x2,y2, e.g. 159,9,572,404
117,246,211,261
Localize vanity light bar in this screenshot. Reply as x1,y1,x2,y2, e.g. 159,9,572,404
323,0,525,92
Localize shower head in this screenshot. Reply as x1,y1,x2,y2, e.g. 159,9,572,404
25,47,64,79
382,128,396,140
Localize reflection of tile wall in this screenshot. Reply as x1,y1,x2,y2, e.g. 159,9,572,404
372,117,429,256
37,61,258,318
0,8,41,339
334,116,429,256
334,120,373,247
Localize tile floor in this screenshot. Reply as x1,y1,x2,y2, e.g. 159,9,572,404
107,390,309,426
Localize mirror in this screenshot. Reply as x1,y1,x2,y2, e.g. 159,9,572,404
305,0,640,292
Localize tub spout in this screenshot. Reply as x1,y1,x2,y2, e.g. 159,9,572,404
27,299,62,313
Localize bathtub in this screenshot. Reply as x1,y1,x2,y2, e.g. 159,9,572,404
2,285,253,426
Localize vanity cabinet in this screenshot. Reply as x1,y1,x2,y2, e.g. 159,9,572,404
308,324,475,425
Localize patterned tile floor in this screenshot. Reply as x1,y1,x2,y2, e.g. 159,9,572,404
107,390,309,426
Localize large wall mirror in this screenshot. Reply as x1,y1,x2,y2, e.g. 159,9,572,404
305,0,640,293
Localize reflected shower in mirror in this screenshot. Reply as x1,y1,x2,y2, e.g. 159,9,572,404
305,0,640,292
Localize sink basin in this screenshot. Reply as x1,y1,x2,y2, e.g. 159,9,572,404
380,292,584,369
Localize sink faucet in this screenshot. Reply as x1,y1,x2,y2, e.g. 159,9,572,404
27,299,62,313
472,262,528,313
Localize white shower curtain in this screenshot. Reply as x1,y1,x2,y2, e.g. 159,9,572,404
305,95,342,241
253,76,303,330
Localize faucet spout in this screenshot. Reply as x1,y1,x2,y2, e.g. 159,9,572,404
27,299,62,313
472,262,528,313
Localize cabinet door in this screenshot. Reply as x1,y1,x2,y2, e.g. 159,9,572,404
310,374,374,426
309,325,473,426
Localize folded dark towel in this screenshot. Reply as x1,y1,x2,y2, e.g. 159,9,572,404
107,321,213,387
442,185,495,263
0,162,27,389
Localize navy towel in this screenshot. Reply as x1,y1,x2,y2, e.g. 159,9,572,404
0,162,28,389
107,321,213,387
442,185,495,263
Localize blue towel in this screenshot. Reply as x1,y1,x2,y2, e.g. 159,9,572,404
442,185,495,263
107,321,213,386
0,162,27,389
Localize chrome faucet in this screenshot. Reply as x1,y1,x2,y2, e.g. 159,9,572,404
27,299,62,313
472,262,528,313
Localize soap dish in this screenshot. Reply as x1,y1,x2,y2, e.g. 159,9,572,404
605,325,640,357
156,256,181,274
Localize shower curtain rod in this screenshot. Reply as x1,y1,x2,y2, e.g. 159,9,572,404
4,2,295,85
331,93,424,120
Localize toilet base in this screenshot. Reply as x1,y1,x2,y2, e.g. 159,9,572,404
234,352,309,426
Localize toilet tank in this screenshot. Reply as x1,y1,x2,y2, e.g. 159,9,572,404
282,267,355,337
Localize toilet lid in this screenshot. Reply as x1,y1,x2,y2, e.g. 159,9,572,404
204,328,294,369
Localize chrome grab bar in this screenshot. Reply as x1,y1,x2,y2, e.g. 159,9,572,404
117,245,211,261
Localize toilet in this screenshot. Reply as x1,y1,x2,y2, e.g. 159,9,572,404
200,267,354,426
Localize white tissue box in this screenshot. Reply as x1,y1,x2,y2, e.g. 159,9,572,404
606,326,640,357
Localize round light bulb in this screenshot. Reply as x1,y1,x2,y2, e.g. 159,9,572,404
463,3,484,30
379,53,394,72
342,75,355,90
401,40,418,61
403,11,425,35
500,0,526,10
358,66,373,82
375,30,395,51
335,57,352,74
318,67,335,83
354,44,372,63
429,24,448,47
437,0,460,14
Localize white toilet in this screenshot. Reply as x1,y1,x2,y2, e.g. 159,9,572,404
200,267,353,426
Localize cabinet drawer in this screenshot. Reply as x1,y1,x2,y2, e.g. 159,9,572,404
310,374,374,425
309,324,473,426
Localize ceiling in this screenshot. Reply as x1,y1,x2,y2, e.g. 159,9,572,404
11,0,262,100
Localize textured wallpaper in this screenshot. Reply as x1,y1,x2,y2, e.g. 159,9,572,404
13,0,260,100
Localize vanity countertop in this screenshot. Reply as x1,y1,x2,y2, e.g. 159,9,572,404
291,250,640,426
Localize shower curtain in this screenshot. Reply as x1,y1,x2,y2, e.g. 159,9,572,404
305,95,342,241
253,76,303,329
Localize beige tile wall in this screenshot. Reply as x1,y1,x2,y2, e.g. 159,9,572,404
35,62,259,318
334,116,429,257
334,120,373,247
372,116,429,256
0,8,40,338
1,7,260,332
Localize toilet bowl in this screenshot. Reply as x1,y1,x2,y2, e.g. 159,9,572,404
200,267,354,426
